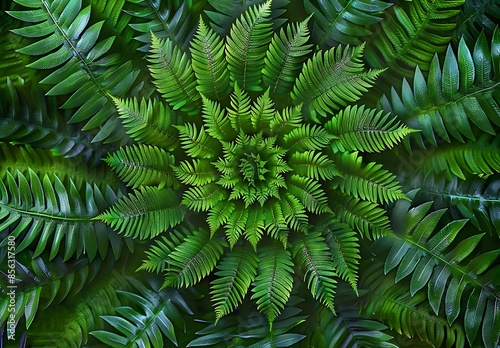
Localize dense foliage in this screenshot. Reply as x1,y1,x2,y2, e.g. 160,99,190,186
0,0,499,347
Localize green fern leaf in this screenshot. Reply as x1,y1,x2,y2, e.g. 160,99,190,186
201,96,237,141
291,43,382,122
332,194,391,240
364,0,464,75
0,168,122,262
138,228,188,273
9,0,139,144
282,124,333,152
182,183,226,212
383,33,500,147
262,16,313,95
227,83,254,133
175,123,221,159
224,202,248,247
174,159,218,186
148,33,201,115
269,105,303,134
289,151,340,181
226,0,273,91
292,232,337,312
126,0,197,51
305,0,391,47
105,144,176,189
97,186,185,239
288,175,330,214
320,216,360,295
333,151,408,204
251,244,294,328
250,88,275,132
384,202,500,347
207,200,235,236
112,96,178,150
326,105,416,153
163,229,226,288
190,18,231,100
211,247,259,321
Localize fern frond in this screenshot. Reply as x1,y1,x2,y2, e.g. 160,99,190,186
201,96,237,141
138,228,188,274
364,0,464,76
410,174,500,236
175,123,221,159
332,194,391,240
210,247,259,322
333,151,408,204
269,105,303,134
280,193,308,232
362,267,466,348
174,159,218,186
126,0,197,51
384,202,500,347
319,216,360,294
412,135,500,180
251,244,294,328
182,183,226,212
244,206,266,249
291,43,382,122
190,18,231,100
226,0,273,91
383,33,500,147
282,124,333,152
0,79,107,164
250,88,275,132
105,144,176,189
92,283,191,347
112,96,178,150
163,229,226,288
0,168,122,262
454,0,500,45
292,232,337,312
288,175,330,214
97,186,185,239
9,0,139,144
148,33,201,115
326,105,416,153
289,151,339,181
227,83,253,133
305,0,392,47
263,16,313,95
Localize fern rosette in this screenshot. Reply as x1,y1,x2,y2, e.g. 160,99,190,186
97,0,413,327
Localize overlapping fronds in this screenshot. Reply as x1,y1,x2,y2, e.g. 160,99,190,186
112,96,178,149
362,266,466,348
8,0,140,145
210,247,259,321
162,229,226,288
326,105,416,153
125,0,199,51
382,30,500,149
332,194,392,240
291,43,382,121
91,283,192,348
318,215,360,294
0,79,107,164
364,0,464,76
262,16,313,95
292,232,337,312
23,271,134,348
205,0,289,36
384,202,500,347
105,144,176,189
383,30,500,146
148,33,201,116
190,19,231,100
304,0,392,47
410,174,500,236
226,0,273,91
454,0,500,45
175,123,220,159
289,151,339,181
333,151,408,204
251,244,294,328
0,162,124,262
0,253,119,330
97,186,185,239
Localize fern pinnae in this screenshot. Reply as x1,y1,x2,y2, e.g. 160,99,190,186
210,247,259,322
